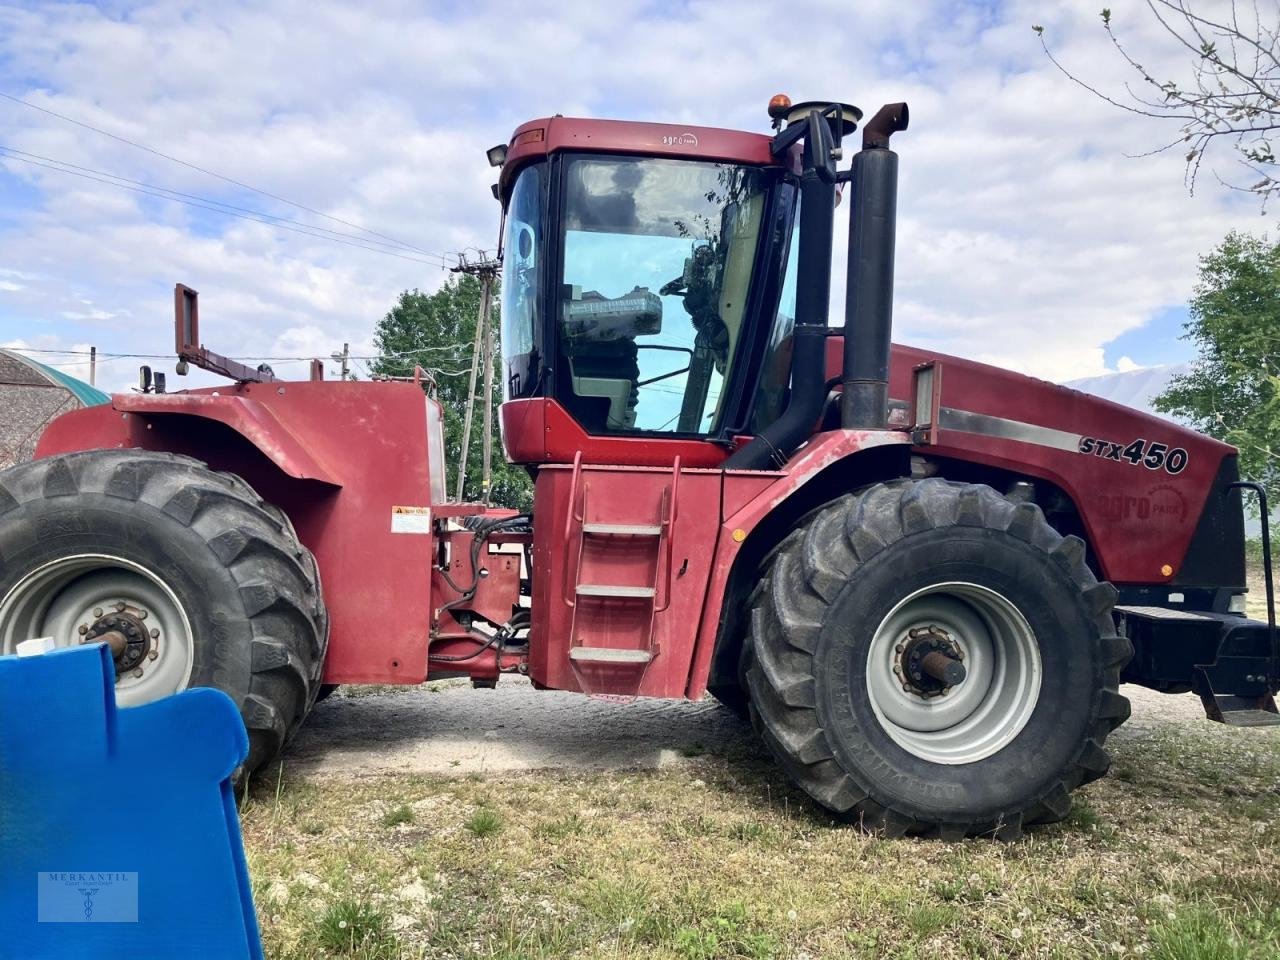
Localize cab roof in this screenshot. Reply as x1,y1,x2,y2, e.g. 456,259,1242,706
498,116,777,198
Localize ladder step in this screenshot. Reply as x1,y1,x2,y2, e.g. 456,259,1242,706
1206,695,1280,727
576,584,656,598
569,647,654,664
1219,710,1280,728
581,522,663,536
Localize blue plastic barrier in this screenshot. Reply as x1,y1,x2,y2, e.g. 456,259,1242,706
0,643,263,960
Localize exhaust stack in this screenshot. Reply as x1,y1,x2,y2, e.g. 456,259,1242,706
841,102,909,430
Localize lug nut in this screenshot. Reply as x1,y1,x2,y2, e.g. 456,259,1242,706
150,628,160,639
138,610,147,620
132,668,144,678
148,651,158,661
116,602,126,613
894,642,905,654
78,624,89,635
93,608,103,618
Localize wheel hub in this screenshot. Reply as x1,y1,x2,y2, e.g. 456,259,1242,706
895,625,966,698
83,605,154,676
0,554,192,705
866,582,1043,765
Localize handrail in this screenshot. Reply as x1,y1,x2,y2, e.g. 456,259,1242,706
1228,481,1276,691
562,452,585,609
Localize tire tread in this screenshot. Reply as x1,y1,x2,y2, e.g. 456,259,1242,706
746,478,1131,839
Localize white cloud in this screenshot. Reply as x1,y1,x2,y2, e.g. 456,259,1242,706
1115,356,1144,374
0,0,1262,390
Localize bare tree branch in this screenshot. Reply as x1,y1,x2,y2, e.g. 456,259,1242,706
1035,2,1280,205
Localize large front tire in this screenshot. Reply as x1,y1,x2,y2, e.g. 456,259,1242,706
0,451,328,775
746,479,1131,840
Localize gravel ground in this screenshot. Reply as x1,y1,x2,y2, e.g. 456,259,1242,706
283,679,1224,778
279,561,1278,780
285,678,751,777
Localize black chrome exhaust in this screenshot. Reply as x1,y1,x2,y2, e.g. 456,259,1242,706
841,102,908,430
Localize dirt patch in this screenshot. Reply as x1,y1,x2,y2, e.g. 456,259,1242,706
284,678,755,777
283,679,1222,779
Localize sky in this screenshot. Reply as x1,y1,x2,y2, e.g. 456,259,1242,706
0,0,1271,394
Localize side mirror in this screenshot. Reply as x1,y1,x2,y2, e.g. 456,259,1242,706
806,111,838,184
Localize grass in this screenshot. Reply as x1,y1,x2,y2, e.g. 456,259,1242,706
1149,905,1251,960
380,805,414,828
240,697,1280,960
464,807,502,839
314,900,396,957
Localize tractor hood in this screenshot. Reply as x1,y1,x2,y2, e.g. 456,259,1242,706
834,339,1240,588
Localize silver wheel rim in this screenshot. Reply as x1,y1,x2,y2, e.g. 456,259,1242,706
865,582,1042,765
0,554,194,706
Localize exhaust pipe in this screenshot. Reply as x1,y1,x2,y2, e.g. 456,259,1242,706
841,102,909,430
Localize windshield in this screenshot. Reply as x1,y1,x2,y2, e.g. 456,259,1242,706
500,162,546,403
557,156,769,435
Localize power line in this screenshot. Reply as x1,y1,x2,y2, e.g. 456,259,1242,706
0,149,453,268
0,146,451,263
5,344,474,363
0,90,442,259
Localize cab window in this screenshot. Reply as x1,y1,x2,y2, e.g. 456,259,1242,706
557,156,768,435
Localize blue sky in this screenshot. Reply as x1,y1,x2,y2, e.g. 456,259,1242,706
1104,306,1194,370
0,0,1262,392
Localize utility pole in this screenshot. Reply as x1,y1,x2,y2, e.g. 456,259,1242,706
451,251,501,503
330,343,350,380
89,346,96,387
480,281,495,503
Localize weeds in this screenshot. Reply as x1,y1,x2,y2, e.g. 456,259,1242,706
313,900,396,957
465,807,502,838
380,805,414,828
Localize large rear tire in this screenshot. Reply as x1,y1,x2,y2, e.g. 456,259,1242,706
0,450,328,775
746,479,1131,839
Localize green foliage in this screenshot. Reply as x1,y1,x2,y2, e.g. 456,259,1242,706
1155,232,1280,507
464,806,502,838
371,275,533,510
671,901,779,960
313,899,396,956
380,804,413,827
1150,906,1249,960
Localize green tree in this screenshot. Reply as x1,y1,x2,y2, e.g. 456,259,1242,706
371,274,533,510
1154,232,1280,505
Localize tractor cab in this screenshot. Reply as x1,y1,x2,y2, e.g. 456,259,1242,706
491,112,816,462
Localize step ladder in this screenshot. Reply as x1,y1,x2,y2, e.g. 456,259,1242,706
561,456,680,695
1199,693,1280,727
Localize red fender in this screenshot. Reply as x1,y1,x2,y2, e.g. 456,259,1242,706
34,380,447,686
685,429,912,698
39,393,341,487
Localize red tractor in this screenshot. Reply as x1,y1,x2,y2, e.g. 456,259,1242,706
3,98,1275,839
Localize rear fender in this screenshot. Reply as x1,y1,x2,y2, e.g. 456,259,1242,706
34,381,444,686
687,429,912,698
38,393,341,487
